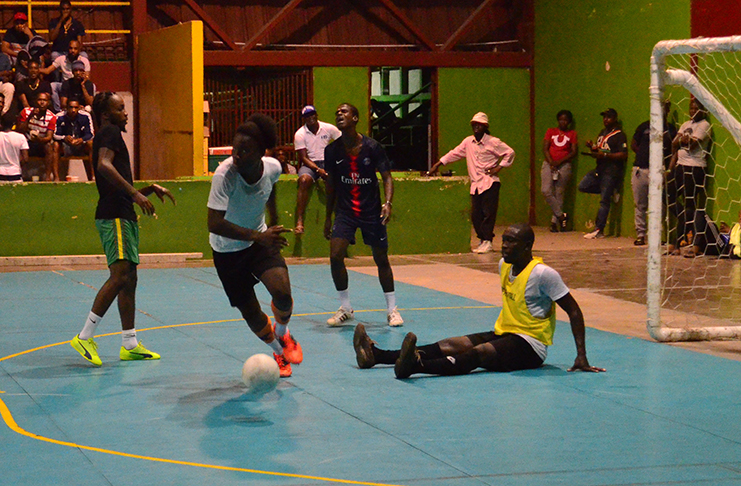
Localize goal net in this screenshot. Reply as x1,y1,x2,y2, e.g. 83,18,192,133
648,36,741,341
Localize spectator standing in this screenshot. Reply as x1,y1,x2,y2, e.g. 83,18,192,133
428,112,516,253
630,100,676,246
0,52,14,115
293,105,341,234
2,13,35,65
667,99,712,257
15,58,52,112
60,59,94,110
0,94,28,184
541,110,577,232
54,99,93,180
48,0,86,61
17,92,57,181
578,108,628,239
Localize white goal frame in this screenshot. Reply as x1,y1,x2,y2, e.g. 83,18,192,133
648,35,741,341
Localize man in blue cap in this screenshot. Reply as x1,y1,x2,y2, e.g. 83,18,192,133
293,104,341,234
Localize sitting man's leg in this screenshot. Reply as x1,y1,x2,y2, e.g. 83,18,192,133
295,168,318,234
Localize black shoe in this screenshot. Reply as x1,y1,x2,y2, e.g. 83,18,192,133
559,213,569,232
550,222,559,233
634,236,646,246
353,324,376,369
394,332,419,379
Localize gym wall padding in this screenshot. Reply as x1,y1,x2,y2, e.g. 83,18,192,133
313,67,369,136
137,21,204,179
0,177,473,258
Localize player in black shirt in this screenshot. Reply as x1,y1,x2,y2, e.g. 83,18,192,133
324,103,403,327
70,92,175,366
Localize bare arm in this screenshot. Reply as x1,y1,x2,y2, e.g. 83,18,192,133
1,41,17,58
542,138,554,165
380,170,394,224
324,171,336,240
556,293,605,372
19,148,28,164
207,208,288,249
97,146,156,215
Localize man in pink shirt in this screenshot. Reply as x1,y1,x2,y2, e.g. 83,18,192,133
428,112,515,253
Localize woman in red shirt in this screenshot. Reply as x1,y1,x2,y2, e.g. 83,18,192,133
542,110,578,232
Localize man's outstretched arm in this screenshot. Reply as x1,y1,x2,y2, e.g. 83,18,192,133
556,293,606,373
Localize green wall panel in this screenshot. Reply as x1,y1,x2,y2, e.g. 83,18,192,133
534,0,691,235
0,177,473,258
313,67,369,136
437,68,532,225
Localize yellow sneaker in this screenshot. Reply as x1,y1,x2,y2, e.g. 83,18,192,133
120,342,160,361
71,334,102,366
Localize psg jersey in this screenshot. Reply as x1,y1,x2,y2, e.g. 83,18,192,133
324,135,391,219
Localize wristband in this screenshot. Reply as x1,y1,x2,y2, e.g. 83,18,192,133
383,201,392,208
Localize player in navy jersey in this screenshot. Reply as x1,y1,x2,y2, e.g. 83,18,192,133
323,103,403,327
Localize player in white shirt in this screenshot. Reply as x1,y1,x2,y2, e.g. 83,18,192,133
0,94,29,183
207,114,303,378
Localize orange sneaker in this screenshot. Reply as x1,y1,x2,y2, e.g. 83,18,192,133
275,326,303,365
273,353,292,377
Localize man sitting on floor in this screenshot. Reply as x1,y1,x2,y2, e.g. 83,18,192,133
353,223,605,379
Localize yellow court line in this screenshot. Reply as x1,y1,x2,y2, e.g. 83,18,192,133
0,305,495,485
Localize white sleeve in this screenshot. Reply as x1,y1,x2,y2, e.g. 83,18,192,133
329,124,342,141
294,128,306,150
207,171,232,211
537,266,570,302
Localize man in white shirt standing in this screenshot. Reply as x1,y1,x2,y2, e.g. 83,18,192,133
0,94,28,183
293,105,342,234
428,112,515,253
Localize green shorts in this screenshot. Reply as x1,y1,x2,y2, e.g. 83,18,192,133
96,218,140,266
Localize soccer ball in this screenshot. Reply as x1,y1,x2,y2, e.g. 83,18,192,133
241,353,280,395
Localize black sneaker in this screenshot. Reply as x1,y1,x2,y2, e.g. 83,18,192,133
634,236,646,246
394,332,419,379
559,213,569,231
550,222,559,233
353,324,376,369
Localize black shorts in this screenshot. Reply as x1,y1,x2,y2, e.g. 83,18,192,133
466,331,544,372
213,244,287,308
331,211,388,248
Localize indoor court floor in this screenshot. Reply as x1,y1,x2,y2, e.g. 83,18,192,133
2,228,741,485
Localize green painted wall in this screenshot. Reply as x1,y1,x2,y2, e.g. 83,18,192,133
534,0,691,235
437,68,532,225
0,177,472,258
313,67,368,135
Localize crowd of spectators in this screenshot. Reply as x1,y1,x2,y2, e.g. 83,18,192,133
0,1,95,182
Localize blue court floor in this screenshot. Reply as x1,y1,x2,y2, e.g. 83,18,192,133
1,264,740,485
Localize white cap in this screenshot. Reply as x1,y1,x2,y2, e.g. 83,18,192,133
470,112,489,125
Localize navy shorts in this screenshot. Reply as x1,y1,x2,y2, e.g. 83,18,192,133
297,160,324,180
331,211,388,248
213,243,287,308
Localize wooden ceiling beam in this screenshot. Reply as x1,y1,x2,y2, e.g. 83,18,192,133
441,0,499,52
205,49,531,68
181,0,238,50
374,0,436,51
243,0,307,51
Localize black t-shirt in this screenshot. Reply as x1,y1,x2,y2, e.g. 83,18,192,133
15,78,52,110
595,127,628,169
48,17,85,53
2,28,33,47
94,124,136,221
324,135,391,219
60,78,94,104
632,120,678,169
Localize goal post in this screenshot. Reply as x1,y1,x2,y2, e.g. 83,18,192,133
648,35,741,342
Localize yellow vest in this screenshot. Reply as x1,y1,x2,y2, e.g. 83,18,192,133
494,257,556,345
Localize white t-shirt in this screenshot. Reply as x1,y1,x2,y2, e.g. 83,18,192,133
0,130,29,176
52,55,91,81
293,121,342,162
207,156,282,253
499,258,570,360
676,119,711,168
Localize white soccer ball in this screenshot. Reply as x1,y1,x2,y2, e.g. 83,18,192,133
241,353,280,395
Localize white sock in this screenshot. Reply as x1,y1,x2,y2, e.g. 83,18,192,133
384,292,397,314
79,311,102,340
122,329,138,350
267,338,283,355
274,323,288,338
338,289,352,310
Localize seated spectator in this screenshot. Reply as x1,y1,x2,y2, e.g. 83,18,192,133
17,92,57,181
60,60,94,110
48,0,87,62
0,52,14,116
14,58,52,113
39,40,90,111
0,94,28,184
275,148,297,174
1,13,36,65
53,99,93,180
